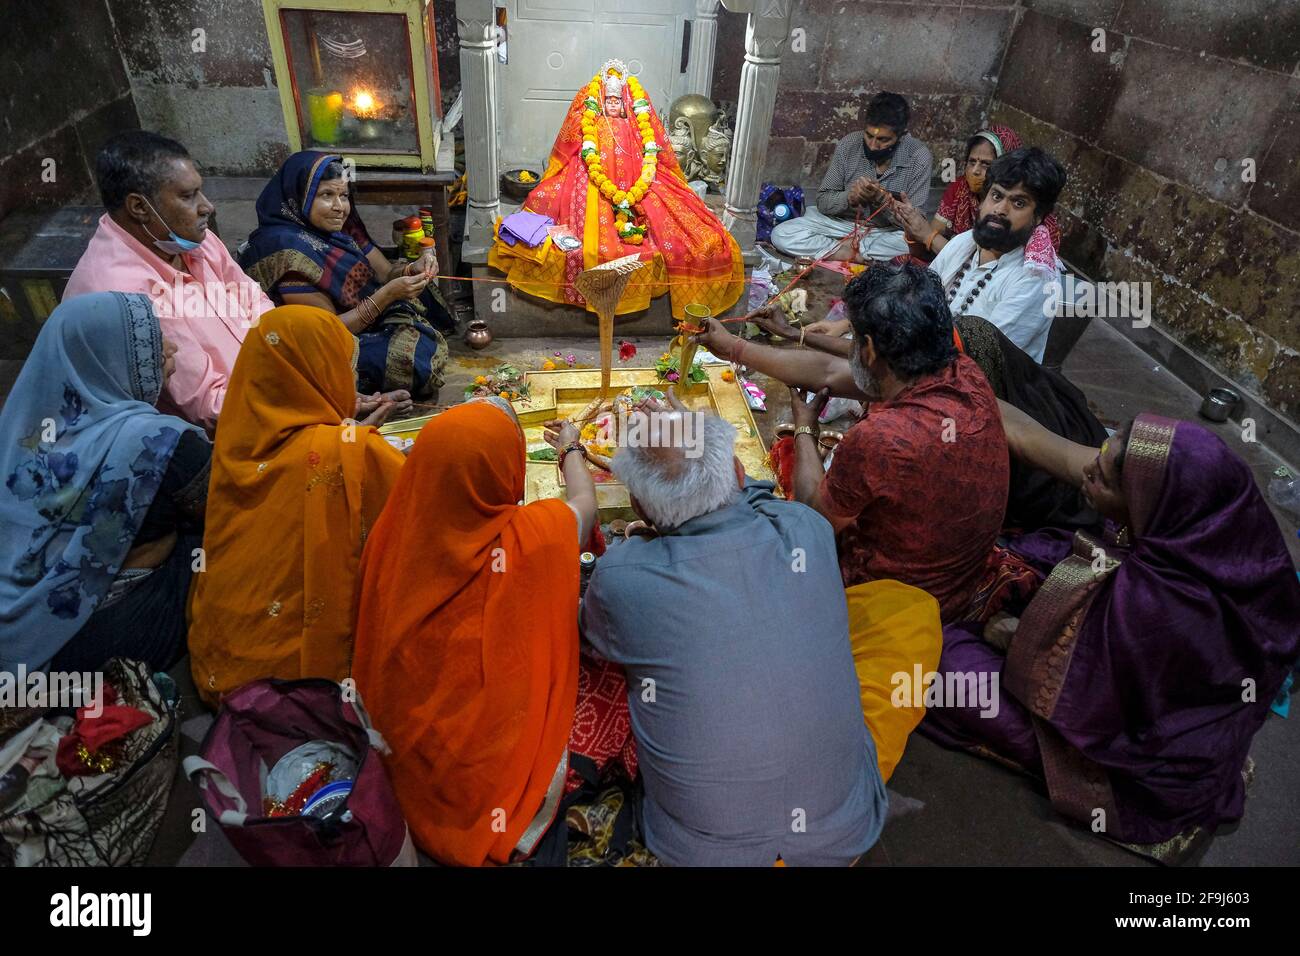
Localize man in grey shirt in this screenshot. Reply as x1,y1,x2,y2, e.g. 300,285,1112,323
771,91,933,262
580,403,887,866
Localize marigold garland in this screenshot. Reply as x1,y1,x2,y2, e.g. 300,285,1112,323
580,70,659,245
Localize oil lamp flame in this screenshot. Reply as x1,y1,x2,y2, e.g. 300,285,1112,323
351,88,381,118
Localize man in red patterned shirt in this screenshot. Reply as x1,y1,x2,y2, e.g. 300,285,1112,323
694,264,1008,621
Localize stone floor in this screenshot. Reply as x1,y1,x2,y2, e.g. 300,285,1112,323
136,285,1300,867
2,247,1296,866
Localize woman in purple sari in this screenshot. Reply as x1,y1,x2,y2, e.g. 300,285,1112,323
923,408,1300,861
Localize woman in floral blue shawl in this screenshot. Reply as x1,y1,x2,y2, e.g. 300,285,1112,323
0,292,209,672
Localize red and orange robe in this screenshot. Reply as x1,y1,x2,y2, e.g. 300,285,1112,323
489,83,745,319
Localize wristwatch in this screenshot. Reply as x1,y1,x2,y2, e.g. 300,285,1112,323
793,425,819,440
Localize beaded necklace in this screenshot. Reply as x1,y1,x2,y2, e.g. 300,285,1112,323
948,249,1000,316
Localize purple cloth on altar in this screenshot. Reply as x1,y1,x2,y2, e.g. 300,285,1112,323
922,418,1300,843
498,211,553,248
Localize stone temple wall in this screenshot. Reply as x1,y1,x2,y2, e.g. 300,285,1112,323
714,1,1015,193
0,2,139,222
989,1,1300,425
716,0,1300,427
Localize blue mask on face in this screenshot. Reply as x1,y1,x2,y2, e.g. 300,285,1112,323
141,197,203,255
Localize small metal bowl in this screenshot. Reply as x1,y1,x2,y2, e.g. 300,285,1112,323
501,168,541,203
1199,387,1240,423
774,421,796,440
817,429,844,460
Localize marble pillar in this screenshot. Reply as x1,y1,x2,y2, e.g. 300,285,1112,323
457,0,500,263
720,0,791,255
686,0,720,98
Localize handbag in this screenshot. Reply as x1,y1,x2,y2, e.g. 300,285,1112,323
756,183,805,243
0,658,179,867
184,677,416,867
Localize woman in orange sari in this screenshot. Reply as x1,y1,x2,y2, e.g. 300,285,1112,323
188,305,405,707
489,58,745,319
353,399,613,866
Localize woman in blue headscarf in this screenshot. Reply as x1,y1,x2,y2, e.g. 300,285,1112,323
0,292,211,673
239,151,452,401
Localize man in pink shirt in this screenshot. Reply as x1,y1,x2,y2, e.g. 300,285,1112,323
64,131,408,432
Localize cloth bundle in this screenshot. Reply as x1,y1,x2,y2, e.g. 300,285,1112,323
0,659,179,867
498,211,555,248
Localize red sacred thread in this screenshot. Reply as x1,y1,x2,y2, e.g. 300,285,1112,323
676,199,889,334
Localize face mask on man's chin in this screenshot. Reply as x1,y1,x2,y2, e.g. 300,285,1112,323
141,197,203,255
864,141,900,164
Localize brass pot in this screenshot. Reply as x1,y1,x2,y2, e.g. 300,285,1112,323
465,318,493,350
817,429,844,461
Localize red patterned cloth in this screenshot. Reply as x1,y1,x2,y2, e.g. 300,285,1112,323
821,354,1009,623
963,545,1044,622
565,650,638,794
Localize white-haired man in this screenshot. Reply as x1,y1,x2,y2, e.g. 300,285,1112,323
579,397,887,866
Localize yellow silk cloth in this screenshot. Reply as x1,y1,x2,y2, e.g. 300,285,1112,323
846,580,943,783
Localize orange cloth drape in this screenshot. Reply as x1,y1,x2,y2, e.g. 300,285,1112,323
352,402,580,866
188,305,404,708
488,79,744,319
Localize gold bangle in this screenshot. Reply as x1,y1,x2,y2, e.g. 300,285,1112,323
793,424,818,439
360,296,379,329
925,228,941,252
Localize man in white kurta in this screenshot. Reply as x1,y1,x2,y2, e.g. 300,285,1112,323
929,229,1061,363
926,147,1068,363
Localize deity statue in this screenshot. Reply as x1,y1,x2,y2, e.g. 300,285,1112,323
488,58,744,320
699,109,734,190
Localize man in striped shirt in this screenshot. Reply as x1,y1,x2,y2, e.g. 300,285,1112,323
771,92,933,263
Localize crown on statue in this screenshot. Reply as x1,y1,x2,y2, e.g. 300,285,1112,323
600,57,629,97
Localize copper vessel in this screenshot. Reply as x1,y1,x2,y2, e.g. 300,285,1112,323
465,318,493,350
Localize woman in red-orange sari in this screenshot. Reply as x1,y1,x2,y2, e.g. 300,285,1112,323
489,61,745,319
353,400,626,866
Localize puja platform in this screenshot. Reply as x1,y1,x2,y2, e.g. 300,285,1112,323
380,361,775,521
